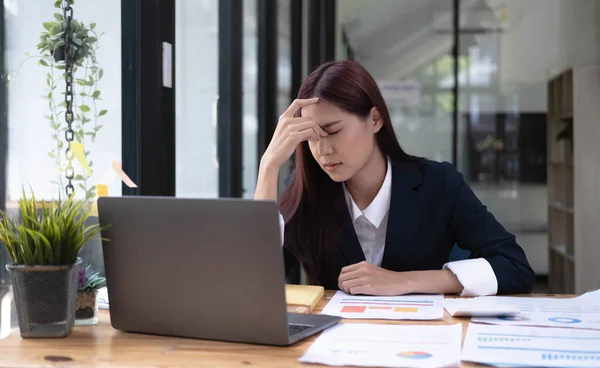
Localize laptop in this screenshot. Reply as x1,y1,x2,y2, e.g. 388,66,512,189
97,196,340,346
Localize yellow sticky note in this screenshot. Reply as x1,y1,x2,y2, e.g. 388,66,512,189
285,284,324,312
70,142,92,177
97,184,108,197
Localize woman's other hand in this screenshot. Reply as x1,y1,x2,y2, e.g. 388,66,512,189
338,261,417,296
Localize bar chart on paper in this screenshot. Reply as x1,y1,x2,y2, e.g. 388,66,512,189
462,323,600,368
320,291,444,320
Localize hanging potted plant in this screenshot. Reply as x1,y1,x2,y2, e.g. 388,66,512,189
21,0,109,202
75,265,105,325
0,189,109,338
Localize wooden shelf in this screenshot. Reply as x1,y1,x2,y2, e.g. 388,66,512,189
547,66,600,295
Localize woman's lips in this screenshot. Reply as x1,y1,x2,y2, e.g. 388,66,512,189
323,163,341,171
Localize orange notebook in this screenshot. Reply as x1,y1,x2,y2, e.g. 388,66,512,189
285,284,324,312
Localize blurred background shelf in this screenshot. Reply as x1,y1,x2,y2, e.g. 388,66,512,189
547,66,600,294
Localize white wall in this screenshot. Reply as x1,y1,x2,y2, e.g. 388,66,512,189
499,0,600,112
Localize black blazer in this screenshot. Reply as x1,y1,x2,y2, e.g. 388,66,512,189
283,159,535,294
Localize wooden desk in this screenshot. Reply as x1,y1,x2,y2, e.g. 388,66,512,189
0,291,566,368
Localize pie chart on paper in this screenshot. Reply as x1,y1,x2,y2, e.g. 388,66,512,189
397,351,433,359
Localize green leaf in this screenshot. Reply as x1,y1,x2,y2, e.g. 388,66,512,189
92,91,101,99
48,152,55,158
54,13,63,21
39,59,49,67
79,105,91,113
54,0,61,8
74,174,84,181
80,92,87,97
98,69,104,79
90,22,96,30
98,110,107,117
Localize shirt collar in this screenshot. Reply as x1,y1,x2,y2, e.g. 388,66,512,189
343,157,392,228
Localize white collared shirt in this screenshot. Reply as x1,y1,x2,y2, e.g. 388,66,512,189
278,158,498,297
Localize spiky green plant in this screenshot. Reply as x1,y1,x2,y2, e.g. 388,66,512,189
0,189,109,266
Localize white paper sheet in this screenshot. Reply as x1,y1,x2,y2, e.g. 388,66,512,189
471,295,600,330
442,298,520,317
462,323,600,367
576,288,600,302
320,291,444,320
300,323,463,368
97,287,109,309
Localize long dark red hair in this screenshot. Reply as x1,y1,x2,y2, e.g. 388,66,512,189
279,60,421,285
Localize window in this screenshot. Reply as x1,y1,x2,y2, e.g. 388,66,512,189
243,0,258,199
175,0,219,198
5,0,122,202
3,0,122,278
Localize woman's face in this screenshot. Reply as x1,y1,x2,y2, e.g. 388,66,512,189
301,100,382,182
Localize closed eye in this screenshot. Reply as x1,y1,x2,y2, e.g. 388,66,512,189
327,129,341,135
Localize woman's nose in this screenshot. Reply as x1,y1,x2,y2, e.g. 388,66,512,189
318,138,333,155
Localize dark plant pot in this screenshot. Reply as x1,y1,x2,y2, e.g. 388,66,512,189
6,258,81,338
53,46,66,62
75,290,98,325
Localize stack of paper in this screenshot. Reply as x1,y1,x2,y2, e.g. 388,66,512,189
300,323,463,367
320,291,444,320
442,297,520,317
97,287,109,309
462,323,600,367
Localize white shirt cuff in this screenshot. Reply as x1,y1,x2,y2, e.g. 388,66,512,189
443,258,498,296
278,211,285,247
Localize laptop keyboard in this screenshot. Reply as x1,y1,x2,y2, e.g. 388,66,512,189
288,323,312,336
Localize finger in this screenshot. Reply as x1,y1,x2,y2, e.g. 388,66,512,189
338,269,362,284
288,120,328,138
280,116,313,127
340,277,365,292
289,128,317,143
282,98,320,118
340,261,366,274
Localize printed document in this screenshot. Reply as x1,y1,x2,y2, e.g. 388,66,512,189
462,323,600,367
300,323,462,368
320,291,444,320
471,295,600,330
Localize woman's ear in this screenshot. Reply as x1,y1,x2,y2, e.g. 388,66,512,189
370,107,383,132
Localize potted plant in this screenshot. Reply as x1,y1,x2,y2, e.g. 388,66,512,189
0,189,108,338
75,266,105,325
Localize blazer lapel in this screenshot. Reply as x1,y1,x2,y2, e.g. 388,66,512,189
380,162,423,272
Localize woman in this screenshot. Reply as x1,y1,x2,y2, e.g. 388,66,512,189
255,60,534,296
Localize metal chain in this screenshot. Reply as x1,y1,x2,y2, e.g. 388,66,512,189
63,1,75,197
